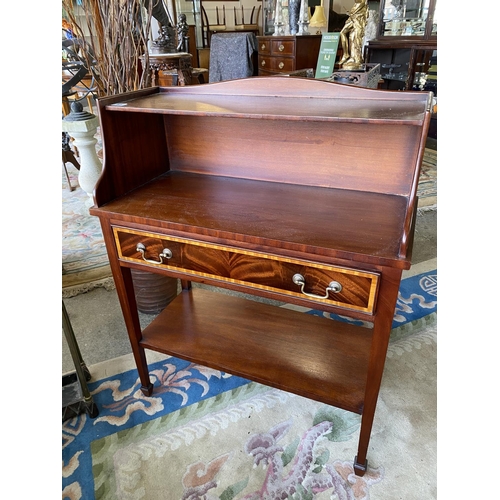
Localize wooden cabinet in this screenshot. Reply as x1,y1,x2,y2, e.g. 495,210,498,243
257,35,322,75
90,78,432,477
365,0,437,90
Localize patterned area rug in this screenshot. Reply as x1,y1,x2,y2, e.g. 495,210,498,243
417,148,437,212
62,147,437,297
62,267,437,500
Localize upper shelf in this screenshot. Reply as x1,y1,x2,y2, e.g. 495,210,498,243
103,78,433,125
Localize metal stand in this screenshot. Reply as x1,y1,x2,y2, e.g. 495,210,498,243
62,301,99,421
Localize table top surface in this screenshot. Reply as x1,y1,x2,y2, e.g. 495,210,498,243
94,171,409,266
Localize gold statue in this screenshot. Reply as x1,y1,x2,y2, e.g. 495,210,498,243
339,0,369,70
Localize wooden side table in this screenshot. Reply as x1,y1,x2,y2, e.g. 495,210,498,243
142,52,193,86
90,80,432,476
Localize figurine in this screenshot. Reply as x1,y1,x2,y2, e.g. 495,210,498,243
176,13,189,52
145,0,177,53
338,0,369,70
151,23,176,53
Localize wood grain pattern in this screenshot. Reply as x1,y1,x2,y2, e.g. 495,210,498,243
164,115,421,195
114,227,379,313
96,171,410,268
140,287,373,414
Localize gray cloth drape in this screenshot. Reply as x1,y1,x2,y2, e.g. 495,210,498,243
209,32,257,83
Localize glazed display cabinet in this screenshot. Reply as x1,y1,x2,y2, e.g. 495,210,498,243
365,0,437,90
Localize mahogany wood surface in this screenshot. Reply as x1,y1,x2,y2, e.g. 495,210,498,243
114,227,379,314
97,172,409,266
141,287,372,414
90,78,433,476
106,89,430,122
164,116,421,196
94,87,166,206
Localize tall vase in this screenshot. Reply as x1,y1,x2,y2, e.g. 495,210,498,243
289,0,301,35
298,0,310,35
273,0,285,36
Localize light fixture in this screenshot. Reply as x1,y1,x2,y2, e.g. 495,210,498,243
309,0,327,31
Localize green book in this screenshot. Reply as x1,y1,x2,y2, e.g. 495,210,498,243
315,33,340,79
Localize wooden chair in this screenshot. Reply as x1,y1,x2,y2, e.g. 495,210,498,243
201,5,226,48
234,5,261,30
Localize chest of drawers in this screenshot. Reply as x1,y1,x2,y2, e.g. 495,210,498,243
90,78,432,477
257,35,321,75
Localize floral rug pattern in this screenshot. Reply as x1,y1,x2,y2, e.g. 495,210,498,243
62,270,437,500
416,148,437,211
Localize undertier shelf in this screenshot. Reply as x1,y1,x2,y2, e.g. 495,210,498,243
140,287,373,414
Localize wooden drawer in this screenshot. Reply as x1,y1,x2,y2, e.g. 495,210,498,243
271,39,295,56
258,55,295,73
113,227,379,314
258,39,271,54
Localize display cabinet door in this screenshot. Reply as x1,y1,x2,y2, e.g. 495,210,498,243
376,0,437,40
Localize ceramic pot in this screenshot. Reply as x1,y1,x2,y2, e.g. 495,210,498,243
131,269,179,315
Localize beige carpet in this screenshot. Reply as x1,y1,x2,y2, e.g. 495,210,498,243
417,148,437,211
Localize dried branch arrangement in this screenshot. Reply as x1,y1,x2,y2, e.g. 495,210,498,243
62,0,154,96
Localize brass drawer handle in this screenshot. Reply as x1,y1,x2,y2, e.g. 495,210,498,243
136,242,172,264
261,44,266,50
292,274,342,299
279,62,284,69
279,44,285,51
261,60,266,67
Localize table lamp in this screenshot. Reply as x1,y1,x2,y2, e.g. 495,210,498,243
309,0,327,32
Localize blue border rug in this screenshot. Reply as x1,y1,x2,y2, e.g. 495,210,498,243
62,269,437,500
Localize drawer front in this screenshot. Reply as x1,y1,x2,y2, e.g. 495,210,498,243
271,40,295,56
258,55,272,72
113,227,379,314
259,56,295,73
258,39,271,54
